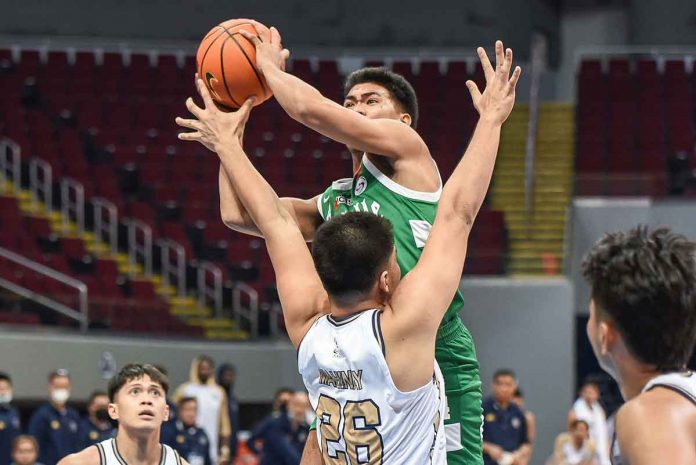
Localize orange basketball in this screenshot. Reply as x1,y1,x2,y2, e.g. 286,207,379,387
196,19,273,110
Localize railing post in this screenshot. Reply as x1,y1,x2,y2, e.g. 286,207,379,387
127,220,153,277
0,138,21,194
159,240,186,298
61,178,85,233
29,158,52,213
197,262,222,317
232,282,259,339
93,198,118,254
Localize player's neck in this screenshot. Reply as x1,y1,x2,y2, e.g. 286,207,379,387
331,298,382,319
115,428,162,465
616,358,662,401
50,401,66,413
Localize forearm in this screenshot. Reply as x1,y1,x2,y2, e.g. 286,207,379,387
219,165,263,236
263,65,326,124
439,117,502,226
300,430,323,465
217,140,293,233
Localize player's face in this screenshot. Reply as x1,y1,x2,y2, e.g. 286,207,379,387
12,439,38,465
197,360,213,383
109,375,168,433
572,422,589,441
343,83,409,123
0,380,12,398
179,400,198,427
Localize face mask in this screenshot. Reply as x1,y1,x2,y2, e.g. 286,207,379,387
0,393,12,404
95,408,110,423
51,389,70,405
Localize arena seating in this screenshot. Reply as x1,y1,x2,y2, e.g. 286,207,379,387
576,58,696,196
0,48,508,334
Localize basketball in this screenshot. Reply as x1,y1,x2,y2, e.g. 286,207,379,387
196,18,273,110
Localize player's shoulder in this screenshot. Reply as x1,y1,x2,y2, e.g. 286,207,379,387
617,387,692,430
57,445,100,465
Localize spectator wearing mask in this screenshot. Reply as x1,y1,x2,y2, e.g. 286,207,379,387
246,391,311,465
0,372,21,465
79,391,115,447
162,397,211,465
173,356,230,464
10,436,43,465
550,420,598,465
568,379,609,465
216,363,239,461
512,388,537,445
482,369,531,465
28,369,81,465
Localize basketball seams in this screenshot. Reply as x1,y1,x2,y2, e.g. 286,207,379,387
218,24,269,98
218,37,242,108
197,27,226,79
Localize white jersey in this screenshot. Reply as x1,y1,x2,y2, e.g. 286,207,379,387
95,438,181,465
611,370,696,465
298,309,447,465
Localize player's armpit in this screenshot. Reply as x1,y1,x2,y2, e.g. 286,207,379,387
56,446,100,465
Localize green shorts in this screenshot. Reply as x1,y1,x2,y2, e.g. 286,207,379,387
436,314,483,465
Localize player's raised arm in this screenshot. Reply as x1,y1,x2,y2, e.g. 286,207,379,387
218,165,323,241
390,41,520,341
239,24,426,160
177,80,329,347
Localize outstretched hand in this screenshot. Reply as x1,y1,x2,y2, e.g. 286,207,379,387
466,40,521,125
239,22,290,75
176,76,254,153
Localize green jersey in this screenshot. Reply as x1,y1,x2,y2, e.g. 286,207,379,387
317,154,465,321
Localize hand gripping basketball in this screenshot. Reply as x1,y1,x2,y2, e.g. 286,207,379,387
238,21,291,76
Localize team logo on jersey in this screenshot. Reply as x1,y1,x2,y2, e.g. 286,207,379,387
51,420,60,430
511,417,521,429
354,176,367,196
0,421,5,430
177,434,185,444
333,337,342,358
90,431,99,440
485,413,496,423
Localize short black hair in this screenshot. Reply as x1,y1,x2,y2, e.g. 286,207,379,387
493,369,517,381
344,67,419,128
88,390,108,406
107,364,169,401
582,226,696,371
178,396,198,408
312,212,394,305
580,377,600,390
0,372,11,385
48,369,70,382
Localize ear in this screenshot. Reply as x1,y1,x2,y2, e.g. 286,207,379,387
108,403,118,421
164,403,170,422
598,320,618,355
378,270,390,295
399,113,412,126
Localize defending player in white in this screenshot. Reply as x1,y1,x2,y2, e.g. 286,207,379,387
177,44,519,463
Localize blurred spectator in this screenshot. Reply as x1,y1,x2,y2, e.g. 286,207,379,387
154,365,178,427
549,420,597,465
247,391,311,465
79,390,115,447
28,369,81,465
216,363,239,461
11,436,43,465
568,379,610,465
512,388,536,445
272,387,294,413
161,397,211,465
173,356,230,464
0,372,21,465
482,369,531,465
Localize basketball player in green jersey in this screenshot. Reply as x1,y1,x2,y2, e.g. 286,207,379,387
178,29,519,464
